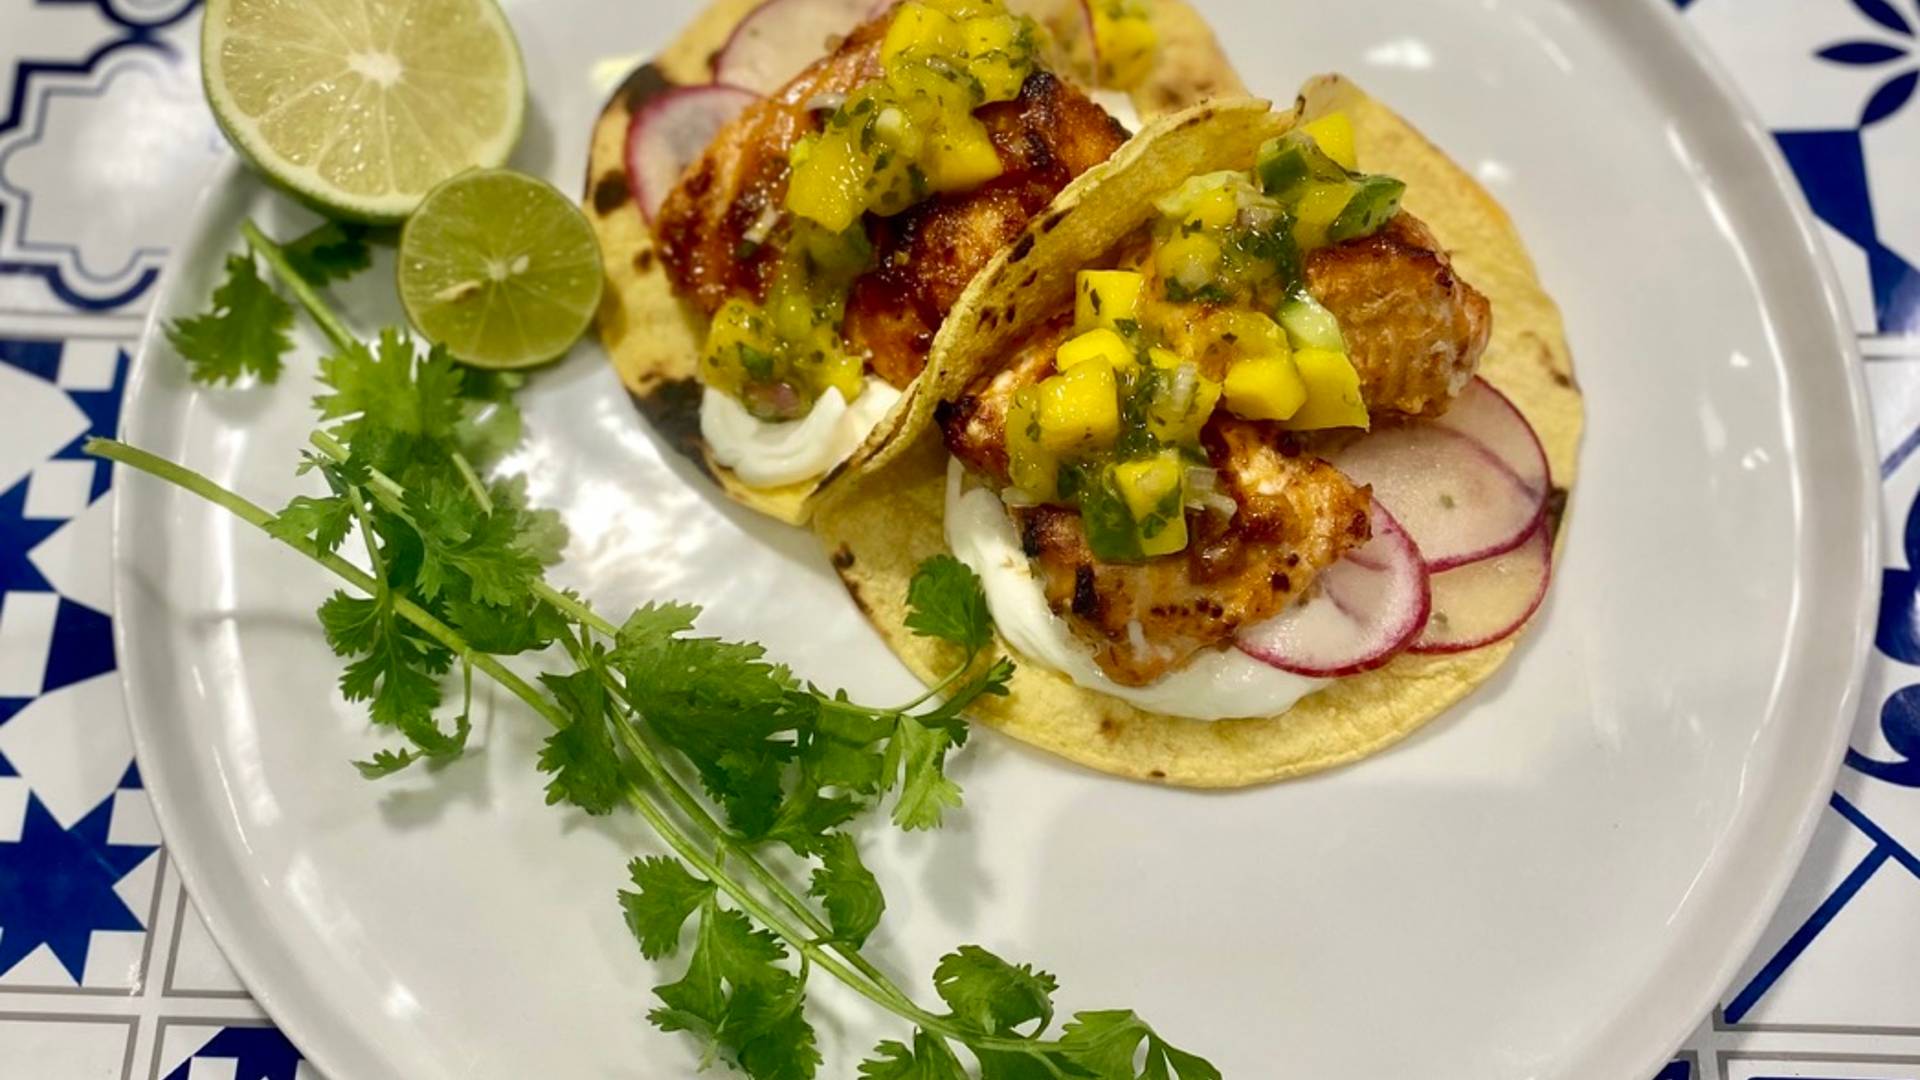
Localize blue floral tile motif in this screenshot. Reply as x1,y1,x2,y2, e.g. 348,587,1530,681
1817,0,1920,124
162,1026,305,1080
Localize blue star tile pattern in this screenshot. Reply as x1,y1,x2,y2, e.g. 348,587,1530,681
42,596,115,695
0,748,15,778
1654,1062,1691,1080
0,790,157,982
0,480,63,594
161,1026,305,1080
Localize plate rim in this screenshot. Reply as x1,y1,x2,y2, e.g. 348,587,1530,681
108,0,1881,1075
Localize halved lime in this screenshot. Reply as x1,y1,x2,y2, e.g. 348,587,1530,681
397,169,606,370
202,0,527,223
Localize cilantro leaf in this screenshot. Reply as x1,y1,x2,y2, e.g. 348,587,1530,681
1059,1012,1219,1080
537,669,624,816
809,833,884,947
319,592,454,752
932,945,1057,1037
650,906,819,1079
882,714,965,831
446,596,568,656
267,493,353,554
317,330,463,450
858,1032,969,1079
166,253,293,385
613,604,804,837
621,856,715,960
352,747,419,779
904,555,994,653
407,477,543,606
766,791,863,855
281,221,372,285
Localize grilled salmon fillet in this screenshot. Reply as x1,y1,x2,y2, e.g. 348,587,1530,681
653,13,1127,389
938,211,1490,685
1306,213,1492,419
654,20,887,316
1014,424,1371,685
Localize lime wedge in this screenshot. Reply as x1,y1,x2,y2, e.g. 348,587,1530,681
397,169,606,370
202,0,527,223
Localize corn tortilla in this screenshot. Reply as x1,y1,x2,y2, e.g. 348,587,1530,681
813,76,1584,788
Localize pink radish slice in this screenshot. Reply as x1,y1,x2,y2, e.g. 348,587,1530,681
1236,504,1432,678
714,0,881,95
627,84,759,224
1330,425,1544,572
1411,521,1551,654
1431,378,1551,497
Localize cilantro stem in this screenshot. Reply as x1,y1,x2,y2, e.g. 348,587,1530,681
240,220,357,356
85,437,978,1041
86,438,571,734
92,433,1068,1068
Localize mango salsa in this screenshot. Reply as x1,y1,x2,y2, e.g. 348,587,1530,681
1113,451,1189,556
1056,327,1136,372
1007,389,1059,501
1089,0,1158,91
1034,362,1122,452
1280,348,1370,431
1076,270,1144,332
1223,354,1307,421
1300,112,1358,171
789,0,1037,230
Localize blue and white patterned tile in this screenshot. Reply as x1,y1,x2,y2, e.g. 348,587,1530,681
153,1022,312,1080
0,776,160,991
1686,0,1920,339
0,3,218,317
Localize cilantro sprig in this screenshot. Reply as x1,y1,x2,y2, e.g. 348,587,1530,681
95,218,1219,1078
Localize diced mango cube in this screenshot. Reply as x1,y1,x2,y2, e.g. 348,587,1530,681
1186,186,1239,230
883,3,960,67
1056,327,1135,372
1034,362,1121,452
1302,112,1358,171
1092,5,1158,90
1156,233,1223,293
926,117,1003,192
1223,354,1307,421
1292,180,1355,250
962,16,1016,55
1210,310,1289,362
1113,452,1189,555
1147,346,1183,370
1281,348,1371,430
786,127,869,232
1075,270,1144,331
1007,388,1059,501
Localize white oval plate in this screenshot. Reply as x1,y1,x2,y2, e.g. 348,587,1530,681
114,0,1877,1077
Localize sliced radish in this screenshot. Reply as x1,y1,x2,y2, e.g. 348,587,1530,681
1236,504,1432,678
1431,378,1551,497
714,0,880,96
1412,522,1551,654
626,84,759,224
1331,425,1544,572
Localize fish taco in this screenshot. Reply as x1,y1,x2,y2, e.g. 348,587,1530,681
815,77,1583,786
584,0,1241,523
